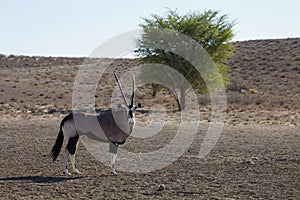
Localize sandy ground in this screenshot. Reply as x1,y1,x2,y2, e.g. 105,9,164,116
0,117,299,199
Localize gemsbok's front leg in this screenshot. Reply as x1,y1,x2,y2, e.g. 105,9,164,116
109,142,118,176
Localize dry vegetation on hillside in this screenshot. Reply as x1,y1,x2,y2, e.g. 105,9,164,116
0,38,299,126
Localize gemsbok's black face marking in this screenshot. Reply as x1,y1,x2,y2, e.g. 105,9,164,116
128,105,134,118
127,104,139,125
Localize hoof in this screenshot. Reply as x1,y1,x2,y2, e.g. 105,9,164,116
63,170,71,176
74,169,82,175
111,171,118,176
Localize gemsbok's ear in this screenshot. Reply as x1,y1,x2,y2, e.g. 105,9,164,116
137,103,142,108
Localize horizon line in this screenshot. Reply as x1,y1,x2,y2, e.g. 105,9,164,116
1,37,299,58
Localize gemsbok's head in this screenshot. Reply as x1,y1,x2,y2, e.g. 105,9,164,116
114,72,141,125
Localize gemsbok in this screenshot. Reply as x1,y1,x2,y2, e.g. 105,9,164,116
51,72,141,176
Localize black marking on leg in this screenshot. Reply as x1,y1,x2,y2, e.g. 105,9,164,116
67,134,79,155
109,142,118,154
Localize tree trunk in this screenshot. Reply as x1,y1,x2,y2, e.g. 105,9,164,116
180,89,186,111
175,97,181,111
151,83,161,97
175,89,186,111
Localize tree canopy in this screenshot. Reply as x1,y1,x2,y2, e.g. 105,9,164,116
136,9,235,110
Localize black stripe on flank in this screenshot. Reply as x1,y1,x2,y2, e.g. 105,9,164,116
109,142,118,154
67,134,79,155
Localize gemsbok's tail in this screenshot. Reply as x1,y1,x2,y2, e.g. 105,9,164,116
51,120,65,161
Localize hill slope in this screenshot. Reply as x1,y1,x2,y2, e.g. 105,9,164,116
228,38,300,107
0,38,299,125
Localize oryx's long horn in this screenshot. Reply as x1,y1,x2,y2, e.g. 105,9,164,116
130,75,135,106
114,72,128,107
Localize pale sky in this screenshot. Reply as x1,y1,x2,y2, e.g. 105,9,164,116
0,0,299,57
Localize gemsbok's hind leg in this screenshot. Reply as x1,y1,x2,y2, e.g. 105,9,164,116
109,142,118,176
66,134,80,175
63,147,71,176
70,152,81,174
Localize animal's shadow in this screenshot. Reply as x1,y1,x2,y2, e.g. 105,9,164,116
0,175,84,183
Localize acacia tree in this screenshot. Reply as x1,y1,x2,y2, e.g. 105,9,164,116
136,9,235,111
